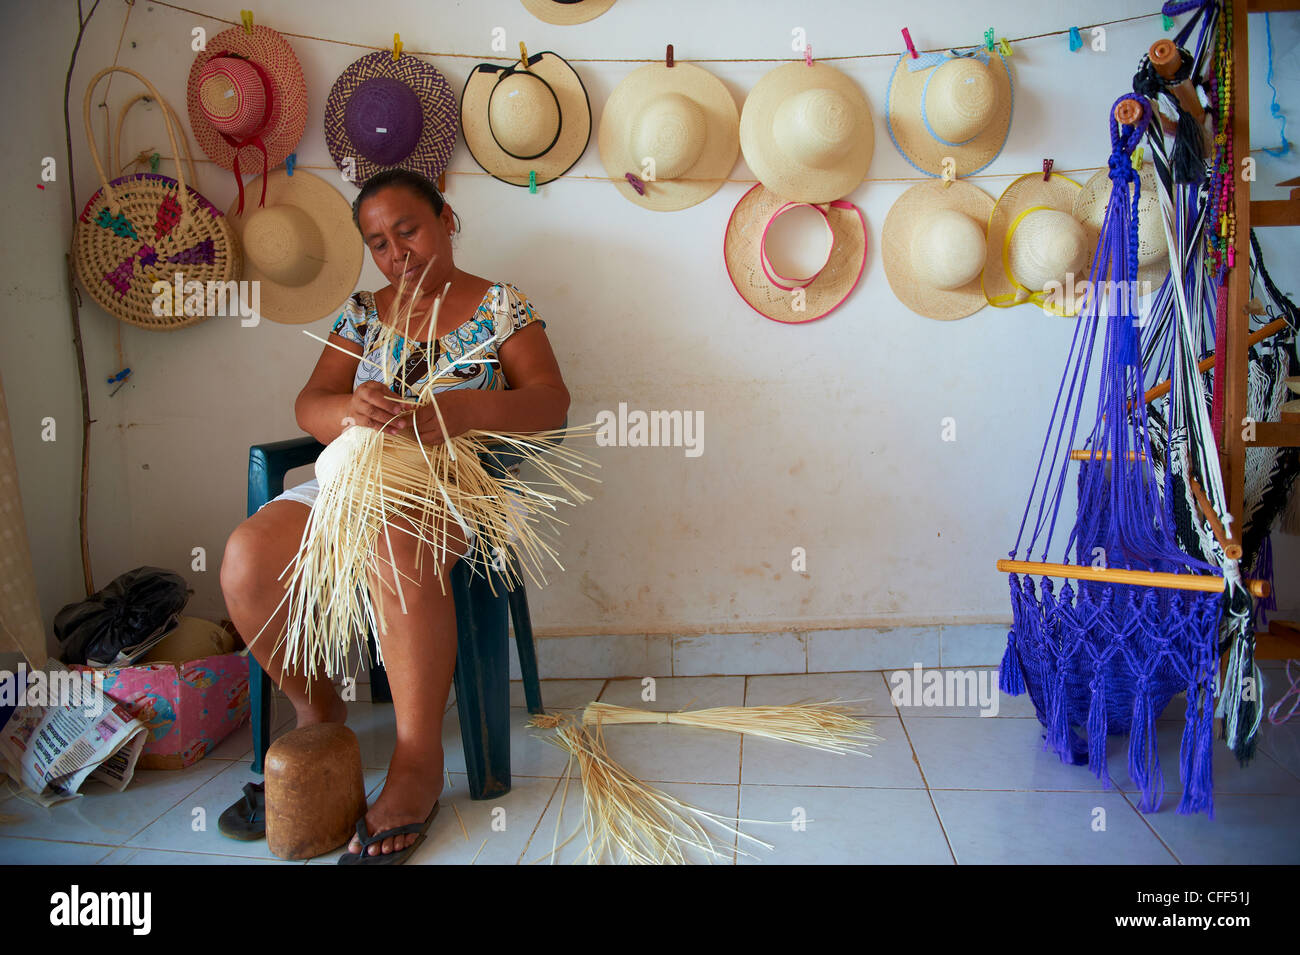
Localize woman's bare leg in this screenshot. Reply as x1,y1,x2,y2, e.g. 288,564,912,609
345,516,469,857
220,501,347,726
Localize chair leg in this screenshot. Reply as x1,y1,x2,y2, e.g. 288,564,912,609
508,570,545,715
250,659,272,775
452,562,512,800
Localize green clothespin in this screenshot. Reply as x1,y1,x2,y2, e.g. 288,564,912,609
528,170,537,194
984,28,995,51
1162,13,1174,31
149,152,160,173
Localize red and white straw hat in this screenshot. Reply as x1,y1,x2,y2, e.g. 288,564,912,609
187,24,307,212
724,183,867,324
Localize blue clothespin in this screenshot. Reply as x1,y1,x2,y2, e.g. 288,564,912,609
1069,26,1082,51
107,368,132,396
528,170,537,194
285,152,296,176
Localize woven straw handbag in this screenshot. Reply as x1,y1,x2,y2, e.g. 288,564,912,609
73,66,241,331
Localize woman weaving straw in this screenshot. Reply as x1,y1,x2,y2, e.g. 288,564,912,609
220,169,571,863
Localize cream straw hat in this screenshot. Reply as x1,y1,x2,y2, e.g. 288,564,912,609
598,62,739,211
521,0,615,24
739,61,874,203
882,180,994,321
886,49,1013,178
1072,161,1170,289
225,169,363,325
982,172,1090,315
724,183,867,323
460,51,591,188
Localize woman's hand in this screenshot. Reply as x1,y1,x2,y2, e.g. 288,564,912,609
345,381,413,435
405,389,476,447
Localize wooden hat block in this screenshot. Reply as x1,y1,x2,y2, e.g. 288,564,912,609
264,723,367,860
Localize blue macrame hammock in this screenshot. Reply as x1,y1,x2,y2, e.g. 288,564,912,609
999,95,1237,817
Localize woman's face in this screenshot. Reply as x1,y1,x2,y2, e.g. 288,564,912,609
356,185,456,297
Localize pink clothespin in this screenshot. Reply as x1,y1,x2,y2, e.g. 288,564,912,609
1043,158,1054,181
625,172,646,195
902,28,917,59
804,43,813,67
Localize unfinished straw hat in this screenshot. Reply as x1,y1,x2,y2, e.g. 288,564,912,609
225,169,363,325
724,183,867,324
598,62,739,211
1072,160,1170,289
521,0,615,24
74,67,240,332
982,172,1090,315
882,179,994,321
739,61,874,203
461,50,591,188
324,51,458,186
187,24,308,212
886,48,1013,178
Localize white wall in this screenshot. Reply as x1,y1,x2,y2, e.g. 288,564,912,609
3,0,1297,657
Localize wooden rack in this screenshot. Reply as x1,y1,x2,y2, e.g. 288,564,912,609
1221,0,1300,659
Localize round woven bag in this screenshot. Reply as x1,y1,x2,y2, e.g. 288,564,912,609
73,67,240,331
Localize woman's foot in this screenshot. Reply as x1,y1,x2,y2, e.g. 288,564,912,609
346,748,443,858
292,690,347,729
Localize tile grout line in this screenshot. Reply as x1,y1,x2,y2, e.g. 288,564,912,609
888,674,960,865
1118,789,1183,863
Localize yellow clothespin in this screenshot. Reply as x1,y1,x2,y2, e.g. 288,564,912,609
240,10,254,34
998,37,1012,57
392,33,402,61
519,41,529,69
1132,147,1144,172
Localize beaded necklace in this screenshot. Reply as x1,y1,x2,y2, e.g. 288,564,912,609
1206,0,1234,276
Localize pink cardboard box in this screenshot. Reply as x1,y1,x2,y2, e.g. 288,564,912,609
72,652,250,770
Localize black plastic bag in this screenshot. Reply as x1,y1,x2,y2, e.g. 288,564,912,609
55,567,191,667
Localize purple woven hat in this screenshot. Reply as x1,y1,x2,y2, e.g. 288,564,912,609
325,51,457,185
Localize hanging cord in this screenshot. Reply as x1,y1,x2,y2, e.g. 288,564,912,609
1268,660,1300,725
1262,13,1291,157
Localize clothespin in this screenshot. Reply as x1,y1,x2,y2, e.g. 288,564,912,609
984,28,995,51
528,170,537,193
804,43,813,67
1162,13,1174,31
392,33,402,61
107,368,132,396
1042,158,1053,181
902,28,917,59
1069,26,1082,51
942,161,954,189
285,152,296,176
1131,147,1144,172
998,37,1012,57
519,41,529,69
666,44,674,68
149,152,160,173
240,10,254,34
625,172,646,195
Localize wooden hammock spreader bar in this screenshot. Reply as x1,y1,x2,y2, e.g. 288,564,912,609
1143,317,1291,404
995,559,1270,598
1185,474,1243,560
1068,450,1146,461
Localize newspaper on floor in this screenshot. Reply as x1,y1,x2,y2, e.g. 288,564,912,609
0,660,148,807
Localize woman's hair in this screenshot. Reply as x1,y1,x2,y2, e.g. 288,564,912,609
351,168,461,234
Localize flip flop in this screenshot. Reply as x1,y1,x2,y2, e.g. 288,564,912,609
218,781,266,841
337,801,440,865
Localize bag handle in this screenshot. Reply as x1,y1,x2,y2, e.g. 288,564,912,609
112,92,200,187
82,66,192,236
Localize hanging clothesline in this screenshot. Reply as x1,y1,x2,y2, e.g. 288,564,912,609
141,0,1164,62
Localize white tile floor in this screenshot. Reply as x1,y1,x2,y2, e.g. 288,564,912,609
1,668,1297,865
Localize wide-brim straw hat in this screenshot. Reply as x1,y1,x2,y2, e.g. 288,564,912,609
982,172,1089,315
187,25,307,176
461,51,591,187
521,0,615,24
324,51,458,186
739,61,874,204
724,183,867,324
886,49,1013,178
882,179,994,321
1072,161,1170,289
225,169,363,324
598,62,739,211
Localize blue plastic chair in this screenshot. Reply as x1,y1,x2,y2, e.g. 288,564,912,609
244,436,546,800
